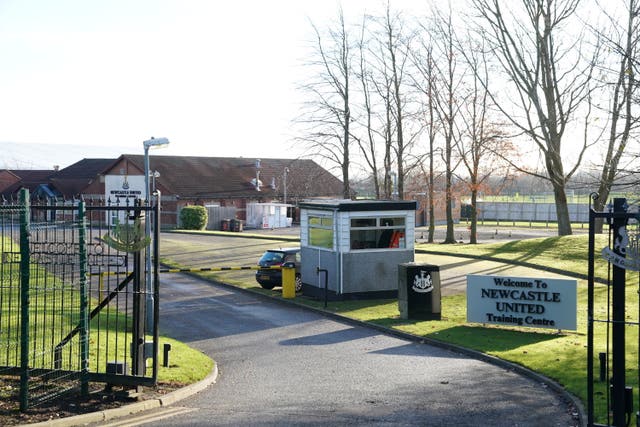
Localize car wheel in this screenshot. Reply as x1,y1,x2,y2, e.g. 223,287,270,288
295,274,302,292
260,283,275,290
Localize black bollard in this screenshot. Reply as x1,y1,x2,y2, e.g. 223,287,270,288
599,352,606,382
163,343,172,368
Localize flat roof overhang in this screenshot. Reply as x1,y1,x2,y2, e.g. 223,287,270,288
299,199,417,212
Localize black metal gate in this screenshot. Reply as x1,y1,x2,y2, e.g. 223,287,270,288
587,197,640,426
0,189,160,411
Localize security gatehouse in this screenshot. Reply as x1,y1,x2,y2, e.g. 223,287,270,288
299,199,417,300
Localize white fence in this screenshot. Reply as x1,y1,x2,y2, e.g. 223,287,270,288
475,201,590,223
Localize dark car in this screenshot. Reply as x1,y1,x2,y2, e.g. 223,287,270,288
255,248,302,292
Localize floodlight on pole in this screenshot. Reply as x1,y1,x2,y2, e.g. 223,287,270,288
143,137,170,149
143,137,169,330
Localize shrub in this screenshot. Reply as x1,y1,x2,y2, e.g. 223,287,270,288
180,205,208,230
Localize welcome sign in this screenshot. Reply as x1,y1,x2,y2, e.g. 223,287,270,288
467,275,577,330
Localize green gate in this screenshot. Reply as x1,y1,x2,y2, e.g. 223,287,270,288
587,196,640,426
0,189,160,411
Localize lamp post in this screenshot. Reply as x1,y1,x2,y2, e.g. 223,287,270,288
283,167,289,205
143,137,169,329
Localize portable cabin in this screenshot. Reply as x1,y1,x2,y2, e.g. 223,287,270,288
299,199,416,299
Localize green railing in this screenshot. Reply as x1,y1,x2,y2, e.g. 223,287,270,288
0,189,159,411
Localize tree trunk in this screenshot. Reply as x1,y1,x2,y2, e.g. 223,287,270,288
444,165,456,243
470,186,478,244
428,150,435,243
552,182,572,236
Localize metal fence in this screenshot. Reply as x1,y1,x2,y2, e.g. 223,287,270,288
472,201,590,223
205,205,237,230
0,189,159,411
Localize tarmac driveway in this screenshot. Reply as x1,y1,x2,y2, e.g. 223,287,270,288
148,232,578,426
153,272,576,426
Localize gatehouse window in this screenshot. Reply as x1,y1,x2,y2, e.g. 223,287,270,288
350,217,406,250
309,215,333,249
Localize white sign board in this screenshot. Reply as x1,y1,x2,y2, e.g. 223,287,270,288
105,175,145,202
104,175,145,225
467,275,577,330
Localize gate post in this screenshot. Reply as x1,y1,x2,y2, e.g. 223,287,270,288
19,188,30,411
587,195,597,427
131,206,146,378
151,191,161,383
78,201,89,396
611,198,628,427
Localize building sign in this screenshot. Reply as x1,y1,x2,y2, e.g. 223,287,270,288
104,175,145,225
467,275,577,331
105,175,145,203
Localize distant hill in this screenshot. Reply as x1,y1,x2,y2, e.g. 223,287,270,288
0,142,132,170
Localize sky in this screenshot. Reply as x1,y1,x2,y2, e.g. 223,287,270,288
0,0,425,168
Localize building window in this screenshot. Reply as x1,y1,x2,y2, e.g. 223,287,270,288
350,217,405,250
309,215,333,249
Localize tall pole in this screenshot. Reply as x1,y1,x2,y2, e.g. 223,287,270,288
284,167,288,205
144,146,153,330
19,189,30,411
611,198,628,427
142,137,169,331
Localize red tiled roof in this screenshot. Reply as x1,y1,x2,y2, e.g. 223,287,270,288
115,155,345,200
52,159,115,179
1,169,56,197
8,170,54,181
2,156,347,201
50,158,116,197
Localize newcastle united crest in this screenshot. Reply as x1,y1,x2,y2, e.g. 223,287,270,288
412,270,434,293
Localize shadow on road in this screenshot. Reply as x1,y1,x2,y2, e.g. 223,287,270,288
279,327,377,346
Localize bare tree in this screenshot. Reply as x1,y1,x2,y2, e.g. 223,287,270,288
472,0,596,236
353,17,381,199
383,5,409,199
456,33,514,243
297,9,353,199
368,49,397,199
366,4,421,200
411,31,441,242
591,0,640,231
431,3,464,243
351,12,396,199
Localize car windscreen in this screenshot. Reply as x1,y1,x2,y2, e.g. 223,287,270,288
259,251,284,264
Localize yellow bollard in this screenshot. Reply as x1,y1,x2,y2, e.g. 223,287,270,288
282,265,295,299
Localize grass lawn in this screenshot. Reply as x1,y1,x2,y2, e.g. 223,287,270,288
162,232,634,424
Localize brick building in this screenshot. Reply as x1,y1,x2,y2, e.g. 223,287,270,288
0,155,345,227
